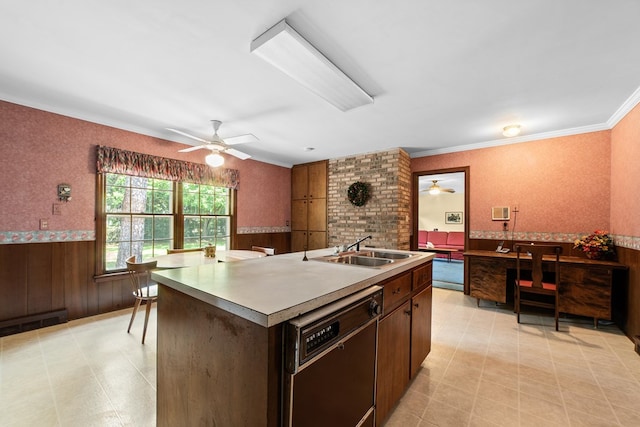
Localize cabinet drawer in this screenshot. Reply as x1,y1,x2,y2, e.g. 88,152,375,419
383,271,412,315
412,262,432,290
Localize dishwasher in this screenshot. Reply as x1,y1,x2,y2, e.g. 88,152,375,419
283,285,383,427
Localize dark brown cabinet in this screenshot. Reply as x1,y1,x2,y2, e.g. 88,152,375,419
376,261,433,425
376,300,411,425
291,161,327,252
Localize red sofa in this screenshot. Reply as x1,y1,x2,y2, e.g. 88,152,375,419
418,230,464,260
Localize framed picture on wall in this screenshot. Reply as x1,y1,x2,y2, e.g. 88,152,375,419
445,211,463,224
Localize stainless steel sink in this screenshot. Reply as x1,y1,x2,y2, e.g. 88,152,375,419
356,250,412,260
327,255,393,267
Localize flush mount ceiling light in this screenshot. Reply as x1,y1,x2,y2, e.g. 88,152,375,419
250,19,373,112
205,152,225,167
502,124,521,137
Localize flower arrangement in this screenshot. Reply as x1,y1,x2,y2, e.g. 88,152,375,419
573,230,615,260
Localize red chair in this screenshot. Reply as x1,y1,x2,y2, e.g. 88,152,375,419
514,244,562,330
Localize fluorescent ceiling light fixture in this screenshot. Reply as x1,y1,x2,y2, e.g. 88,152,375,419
205,153,225,167
250,19,373,112
502,124,521,137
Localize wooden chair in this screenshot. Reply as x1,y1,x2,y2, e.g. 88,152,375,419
125,255,159,344
251,246,275,256
167,248,202,254
514,244,562,331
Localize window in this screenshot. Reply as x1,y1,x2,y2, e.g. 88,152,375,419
182,183,231,250
100,173,233,273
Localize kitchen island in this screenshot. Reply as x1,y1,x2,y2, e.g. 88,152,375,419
152,248,434,426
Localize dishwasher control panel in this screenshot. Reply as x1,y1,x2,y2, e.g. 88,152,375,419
285,286,383,374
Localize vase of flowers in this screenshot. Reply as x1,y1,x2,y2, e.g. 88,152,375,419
573,230,615,260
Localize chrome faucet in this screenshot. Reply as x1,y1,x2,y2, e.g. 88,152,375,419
345,235,372,252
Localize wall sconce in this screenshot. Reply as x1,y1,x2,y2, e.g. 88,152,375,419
57,183,72,202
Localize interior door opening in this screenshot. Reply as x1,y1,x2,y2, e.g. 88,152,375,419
413,169,468,292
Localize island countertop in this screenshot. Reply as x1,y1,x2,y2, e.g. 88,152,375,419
151,248,434,327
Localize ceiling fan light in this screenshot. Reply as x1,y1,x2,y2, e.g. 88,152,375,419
428,187,440,195
502,124,521,137
205,153,225,167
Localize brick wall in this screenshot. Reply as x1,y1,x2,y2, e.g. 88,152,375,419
328,148,411,250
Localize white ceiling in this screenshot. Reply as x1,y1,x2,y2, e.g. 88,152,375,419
1,0,640,168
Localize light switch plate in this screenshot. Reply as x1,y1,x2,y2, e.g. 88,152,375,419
52,203,62,215
39,219,49,230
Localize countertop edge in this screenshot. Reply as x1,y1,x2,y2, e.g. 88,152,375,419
153,249,435,327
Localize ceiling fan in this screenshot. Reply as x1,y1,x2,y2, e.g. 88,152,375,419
422,180,455,195
167,120,257,166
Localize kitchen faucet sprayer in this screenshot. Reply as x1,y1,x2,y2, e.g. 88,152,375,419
345,235,373,252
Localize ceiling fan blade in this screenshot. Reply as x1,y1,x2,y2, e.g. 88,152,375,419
224,134,259,145
178,145,210,153
443,188,456,193
166,128,209,144
224,148,252,160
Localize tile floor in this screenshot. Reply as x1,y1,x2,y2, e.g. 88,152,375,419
1,288,639,426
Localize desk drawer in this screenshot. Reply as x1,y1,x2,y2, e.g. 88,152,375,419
382,271,412,315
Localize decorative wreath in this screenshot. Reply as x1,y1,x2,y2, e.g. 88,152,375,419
347,181,370,207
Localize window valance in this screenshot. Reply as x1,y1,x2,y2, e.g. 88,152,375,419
96,146,239,189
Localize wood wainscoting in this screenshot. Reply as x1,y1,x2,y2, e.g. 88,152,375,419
234,232,290,256
0,231,292,335
0,241,134,335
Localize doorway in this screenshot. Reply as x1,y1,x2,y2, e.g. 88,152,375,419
413,168,468,291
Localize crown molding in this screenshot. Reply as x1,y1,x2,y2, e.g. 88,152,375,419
410,123,610,158
607,85,640,128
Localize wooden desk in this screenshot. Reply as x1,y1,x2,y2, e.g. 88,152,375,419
150,250,265,269
464,250,628,325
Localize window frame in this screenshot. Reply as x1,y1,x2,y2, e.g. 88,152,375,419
95,173,237,276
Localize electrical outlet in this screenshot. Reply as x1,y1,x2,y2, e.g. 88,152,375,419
39,219,49,230
286,220,289,226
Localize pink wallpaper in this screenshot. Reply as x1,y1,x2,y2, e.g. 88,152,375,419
0,101,290,237
610,102,640,237
411,131,612,235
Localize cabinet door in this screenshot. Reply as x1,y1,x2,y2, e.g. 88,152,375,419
307,161,327,199
291,231,307,253
469,257,510,303
410,285,432,378
307,231,327,250
559,266,612,319
291,165,308,199
291,200,308,231
376,301,411,426
307,198,327,231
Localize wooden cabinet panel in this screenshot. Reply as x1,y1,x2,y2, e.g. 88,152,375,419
412,261,432,291
291,231,308,253
307,161,327,199
559,266,612,319
376,300,411,426
411,285,432,378
307,198,326,231
291,200,307,231
291,165,308,199
382,271,412,315
291,161,328,252
469,257,510,303
307,231,327,251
